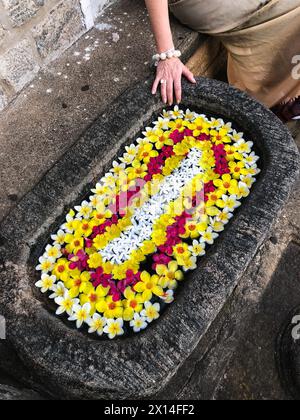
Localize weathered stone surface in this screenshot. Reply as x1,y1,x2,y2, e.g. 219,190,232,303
0,78,299,399
0,384,43,400
2,0,44,27
32,0,85,59
0,39,40,91
0,89,8,111
0,24,6,46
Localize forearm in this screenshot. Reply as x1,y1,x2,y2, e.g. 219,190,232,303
145,0,174,53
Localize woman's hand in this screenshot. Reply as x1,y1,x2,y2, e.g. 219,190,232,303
152,57,197,105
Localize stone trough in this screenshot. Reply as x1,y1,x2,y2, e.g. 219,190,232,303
0,78,299,399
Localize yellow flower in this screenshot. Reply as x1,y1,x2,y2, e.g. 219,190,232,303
112,264,128,281
156,261,183,289
53,259,71,282
200,150,216,170
162,156,183,176
173,140,190,156
65,234,84,255
122,287,144,321
190,117,211,136
214,174,236,193
140,240,157,256
138,143,159,163
134,272,164,301
80,283,110,313
173,243,191,259
93,234,109,250
150,130,173,149
229,161,245,179
127,161,148,180
168,118,186,132
87,253,103,269
210,128,231,144
97,296,124,319
151,230,167,247
206,190,223,208
66,271,91,298
224,145,237,161
78,221,93,238
182,221,201,239
205,206,221,217
210,218,225,232
202,169,220,183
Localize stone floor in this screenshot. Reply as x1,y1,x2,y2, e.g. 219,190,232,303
1,0,300,401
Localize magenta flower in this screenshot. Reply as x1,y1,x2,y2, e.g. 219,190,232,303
170,129,184,144
68,249,88,271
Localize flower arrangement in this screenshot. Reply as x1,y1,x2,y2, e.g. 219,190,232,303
36,107,260,339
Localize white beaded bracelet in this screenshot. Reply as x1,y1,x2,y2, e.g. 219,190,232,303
152,48,182,66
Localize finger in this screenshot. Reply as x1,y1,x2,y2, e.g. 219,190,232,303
152,77,160,95
182,66,197,84
167,79,174,106
160,80,167,104
174,77,182,104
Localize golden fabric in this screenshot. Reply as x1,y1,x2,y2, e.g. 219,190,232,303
169,0,300,107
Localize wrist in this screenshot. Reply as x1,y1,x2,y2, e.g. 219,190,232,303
152,48,182,66
157,43,174,54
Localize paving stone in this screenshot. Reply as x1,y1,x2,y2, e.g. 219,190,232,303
2,0,45,27
0,78,298,399
0,39,40,91
32,0,86,59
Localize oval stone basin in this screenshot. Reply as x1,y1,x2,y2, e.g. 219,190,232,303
0,78,299,399
34,106,260,340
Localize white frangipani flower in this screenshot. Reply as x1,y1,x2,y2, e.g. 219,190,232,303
51,229,66,245
45,244,62,262
74,201,93,219
189,240,206,257
200,227,219,245
104,318,124,339
130,313,148,333
49,282,66,300
36,256,54,273
55,293,79,316
87,314,106,336
153,116,170,130
141,302,160,323
68,303,92,329
221,194,241,213
35,274,56,293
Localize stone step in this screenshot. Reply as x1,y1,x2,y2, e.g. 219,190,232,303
0,77,298,399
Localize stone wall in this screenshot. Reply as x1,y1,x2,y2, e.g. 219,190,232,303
0,0,110,111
